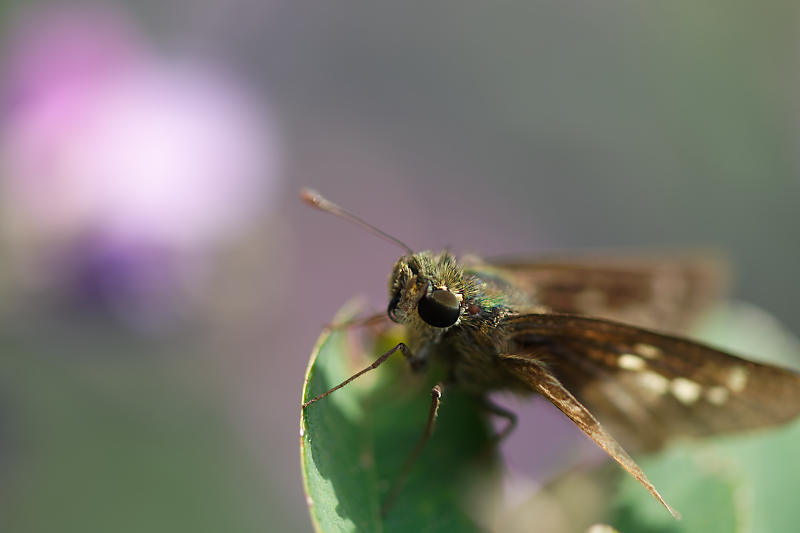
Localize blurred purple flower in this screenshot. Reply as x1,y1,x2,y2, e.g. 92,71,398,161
0,5,280,325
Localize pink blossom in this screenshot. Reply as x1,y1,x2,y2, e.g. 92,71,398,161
0,5,281,324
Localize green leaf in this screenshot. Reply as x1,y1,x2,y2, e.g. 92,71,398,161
300,315,499,533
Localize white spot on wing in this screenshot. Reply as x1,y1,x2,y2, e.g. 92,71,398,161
671,377,702,404
618,354,646,371
634,343,662,359
638,371,670,394
706,386,729,406
726,366,748,392
587,525,616,533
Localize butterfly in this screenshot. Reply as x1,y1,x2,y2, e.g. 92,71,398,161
300,188,800,518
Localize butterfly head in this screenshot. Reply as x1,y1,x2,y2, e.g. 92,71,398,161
299,189,475,330
388,251,467,329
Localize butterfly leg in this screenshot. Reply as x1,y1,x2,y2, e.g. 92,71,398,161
381,382,444,517
302,342,414,408
481,396,517,443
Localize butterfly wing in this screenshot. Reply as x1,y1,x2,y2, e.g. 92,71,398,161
500,353,679,518
502,313,800,451
488,253,727,334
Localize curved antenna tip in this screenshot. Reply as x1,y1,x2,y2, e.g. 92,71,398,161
300,188,322,206
299,187,413,254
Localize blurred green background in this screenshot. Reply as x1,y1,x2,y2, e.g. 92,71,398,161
1,1,799,532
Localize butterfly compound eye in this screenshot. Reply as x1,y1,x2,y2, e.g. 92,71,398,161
418,289,461,328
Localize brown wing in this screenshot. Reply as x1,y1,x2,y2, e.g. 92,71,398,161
489,252,727,334
502,313,800,451
500,353,679,518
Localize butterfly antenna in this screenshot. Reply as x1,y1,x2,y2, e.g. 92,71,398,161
301,188,413,255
